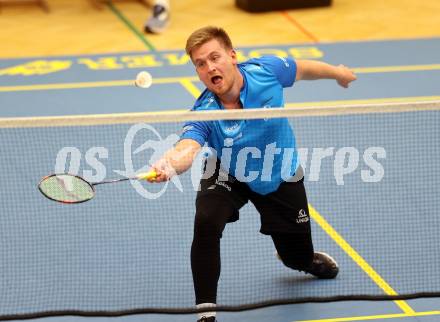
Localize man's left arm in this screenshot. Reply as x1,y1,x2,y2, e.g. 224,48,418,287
295,59,357,88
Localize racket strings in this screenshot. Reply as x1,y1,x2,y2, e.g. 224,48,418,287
39,175,94,203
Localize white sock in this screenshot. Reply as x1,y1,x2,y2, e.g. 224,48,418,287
197,303,216,319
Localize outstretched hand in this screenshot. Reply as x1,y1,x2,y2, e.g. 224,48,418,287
147,158,176,183
336,64,357,88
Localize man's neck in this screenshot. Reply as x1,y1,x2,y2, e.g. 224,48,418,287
221,97,242,110
219,69,244,110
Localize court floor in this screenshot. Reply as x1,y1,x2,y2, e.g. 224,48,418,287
1,1,440,321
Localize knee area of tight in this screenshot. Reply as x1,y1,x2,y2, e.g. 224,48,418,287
194,212,224,237
278,254,312,271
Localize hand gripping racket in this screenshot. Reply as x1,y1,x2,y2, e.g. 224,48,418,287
38,172,157,204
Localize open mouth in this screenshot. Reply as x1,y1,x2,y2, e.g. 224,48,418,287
211,75,223,86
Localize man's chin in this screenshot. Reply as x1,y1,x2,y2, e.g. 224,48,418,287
209,86,224,96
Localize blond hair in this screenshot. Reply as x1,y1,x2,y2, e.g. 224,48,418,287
185,26,233,58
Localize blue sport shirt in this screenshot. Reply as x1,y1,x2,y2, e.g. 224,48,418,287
180,56,299,195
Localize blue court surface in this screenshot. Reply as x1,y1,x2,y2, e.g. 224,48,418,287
0,38,439,322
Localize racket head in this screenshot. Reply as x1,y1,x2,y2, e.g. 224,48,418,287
38,174,95,204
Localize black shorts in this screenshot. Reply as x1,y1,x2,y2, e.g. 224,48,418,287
196,159,311,235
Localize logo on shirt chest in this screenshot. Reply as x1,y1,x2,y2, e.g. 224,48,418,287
224,122,240,133
222,120,244,146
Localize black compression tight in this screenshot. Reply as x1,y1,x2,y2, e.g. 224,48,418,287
271,232,314,271
191,195,233,304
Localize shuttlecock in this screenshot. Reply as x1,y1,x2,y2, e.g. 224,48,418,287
135,71,153,88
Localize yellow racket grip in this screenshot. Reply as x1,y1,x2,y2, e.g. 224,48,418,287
136,171,157,181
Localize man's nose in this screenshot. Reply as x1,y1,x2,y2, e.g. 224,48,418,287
206,61,216,71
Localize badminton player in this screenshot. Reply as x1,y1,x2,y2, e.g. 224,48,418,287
148,26,357,322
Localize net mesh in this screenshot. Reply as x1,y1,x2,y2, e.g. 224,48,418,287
0,101,439,319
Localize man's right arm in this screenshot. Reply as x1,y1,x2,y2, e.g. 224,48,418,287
148,138,202,182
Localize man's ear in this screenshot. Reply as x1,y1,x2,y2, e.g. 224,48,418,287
230,49,238,64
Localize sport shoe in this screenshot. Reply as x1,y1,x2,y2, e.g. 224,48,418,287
305,252,339,279
275,251,339,279
197,317,217,322
144,5,169,34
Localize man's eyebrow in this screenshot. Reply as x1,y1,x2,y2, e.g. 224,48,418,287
194,51,221,64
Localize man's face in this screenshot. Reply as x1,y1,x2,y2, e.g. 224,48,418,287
191,39,238,97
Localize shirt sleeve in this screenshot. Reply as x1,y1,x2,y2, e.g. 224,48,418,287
179,120,211,146
254,56,297,88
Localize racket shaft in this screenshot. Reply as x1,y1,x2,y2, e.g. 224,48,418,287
92,171,156,185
